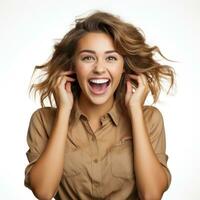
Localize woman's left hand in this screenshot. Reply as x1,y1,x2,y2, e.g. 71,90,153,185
125,73,150,111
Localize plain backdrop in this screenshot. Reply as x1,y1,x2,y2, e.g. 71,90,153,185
0,0,200,199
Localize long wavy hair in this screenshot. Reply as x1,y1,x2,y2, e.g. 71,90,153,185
29,10,175,107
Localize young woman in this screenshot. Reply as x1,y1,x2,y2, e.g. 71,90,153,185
24,11,175,200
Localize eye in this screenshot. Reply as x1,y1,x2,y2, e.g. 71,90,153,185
106,56,117,61
81,56,95,61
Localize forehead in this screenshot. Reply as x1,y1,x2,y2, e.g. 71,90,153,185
77,32,115,52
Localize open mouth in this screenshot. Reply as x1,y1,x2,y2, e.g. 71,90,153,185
88,78,111,95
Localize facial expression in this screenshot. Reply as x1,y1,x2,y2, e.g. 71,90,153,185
74,32,124,105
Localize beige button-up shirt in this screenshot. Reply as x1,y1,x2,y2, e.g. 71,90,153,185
24,100,171,199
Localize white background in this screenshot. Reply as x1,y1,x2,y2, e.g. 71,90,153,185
0,0,199,199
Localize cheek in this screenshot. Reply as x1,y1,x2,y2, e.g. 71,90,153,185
116,73,123,84
111,65,124,82
75,65,90,84
74,61,83,74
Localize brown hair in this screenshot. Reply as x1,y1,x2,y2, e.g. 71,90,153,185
29,10,175,107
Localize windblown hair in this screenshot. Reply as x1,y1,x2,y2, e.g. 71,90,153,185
29,10,175,107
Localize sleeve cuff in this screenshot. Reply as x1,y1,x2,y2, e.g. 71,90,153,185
156,153,172,189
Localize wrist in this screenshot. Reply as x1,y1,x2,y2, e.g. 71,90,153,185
129,105,143,119
57,106,72,117
129,103,143,112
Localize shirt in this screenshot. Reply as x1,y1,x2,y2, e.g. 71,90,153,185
24,100,171,200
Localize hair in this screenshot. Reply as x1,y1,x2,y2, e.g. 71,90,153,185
29,10,175,107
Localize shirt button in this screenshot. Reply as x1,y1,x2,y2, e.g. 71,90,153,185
93,158,98,163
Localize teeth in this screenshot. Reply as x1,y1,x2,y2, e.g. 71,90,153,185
89,79,109,84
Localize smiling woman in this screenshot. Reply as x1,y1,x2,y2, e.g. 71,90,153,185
74,32,124,108
25,11,175,200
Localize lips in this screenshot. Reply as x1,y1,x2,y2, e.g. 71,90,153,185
88,78,111,95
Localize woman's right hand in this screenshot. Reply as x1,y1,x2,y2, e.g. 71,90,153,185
53,70,76,111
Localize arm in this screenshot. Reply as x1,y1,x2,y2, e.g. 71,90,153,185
130,106,168,200
29,109,70,200
125,74,169,200
27,70,76,200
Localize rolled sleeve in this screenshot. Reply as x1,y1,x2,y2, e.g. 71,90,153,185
144,106,172,189
24,108,49,188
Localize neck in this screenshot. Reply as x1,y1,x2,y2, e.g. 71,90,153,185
78,95,114,121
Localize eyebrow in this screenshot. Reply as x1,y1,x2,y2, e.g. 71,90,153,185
78,49,118,55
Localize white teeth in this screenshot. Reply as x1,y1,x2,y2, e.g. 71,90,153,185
89,79,109,84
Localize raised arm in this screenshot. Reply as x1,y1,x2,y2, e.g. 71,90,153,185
125,74,169,200
26,71,76,200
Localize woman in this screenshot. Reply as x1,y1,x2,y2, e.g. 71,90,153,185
24,11,175,200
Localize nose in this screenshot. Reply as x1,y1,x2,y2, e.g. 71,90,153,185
93,59,106,74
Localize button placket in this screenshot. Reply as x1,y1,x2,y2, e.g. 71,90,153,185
91,156,101,197
80,116,102,192
90,142,101,192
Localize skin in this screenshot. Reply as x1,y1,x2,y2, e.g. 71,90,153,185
28,32,168,200
28,74,74,199
126,75,169,199
74,32,124,130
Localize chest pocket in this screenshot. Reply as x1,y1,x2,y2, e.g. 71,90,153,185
110,137,135,179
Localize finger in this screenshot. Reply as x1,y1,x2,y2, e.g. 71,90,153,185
140,74,150,92
125,80,133,104
137,75,145,86
139,74,148,85
127,80,133,93
127,74,138,79
127,74,143,87
126,74,138,84
60,75,76,85
59,72,76,80
64,76,76,82
60,71,75,75
65,82,72,93
130,73,149,88
55,76,62,88
58,75,76,85
58,76,68,89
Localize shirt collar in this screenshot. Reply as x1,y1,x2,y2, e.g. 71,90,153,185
107,100,121,126
71,99,121,126
71,100,87,123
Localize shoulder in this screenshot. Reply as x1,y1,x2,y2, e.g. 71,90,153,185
143,105,165,138
28,107,57,137
29,107,57,126
31,107,56,118
118,104,165,138
143,105,164,123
